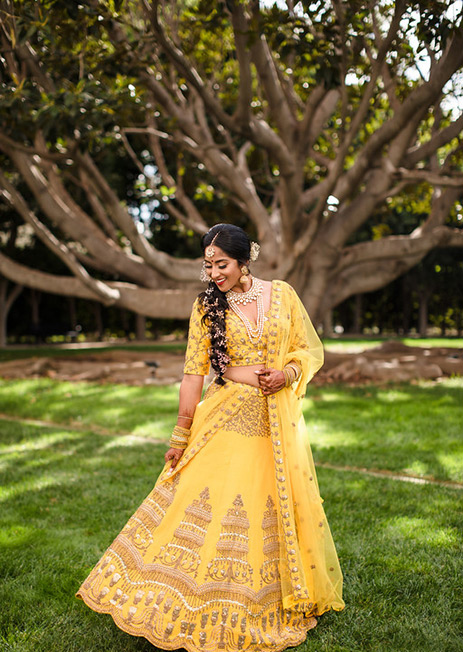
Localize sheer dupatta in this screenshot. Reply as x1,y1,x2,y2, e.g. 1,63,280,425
265,281,344,616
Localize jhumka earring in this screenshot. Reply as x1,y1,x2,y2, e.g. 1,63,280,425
239,265,250,284
200,262,209,283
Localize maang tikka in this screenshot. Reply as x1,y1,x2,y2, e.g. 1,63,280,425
205,233,220,259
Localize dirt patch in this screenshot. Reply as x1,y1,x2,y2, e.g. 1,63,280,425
0,341,461,386
0,349,185,386
319,341,463,384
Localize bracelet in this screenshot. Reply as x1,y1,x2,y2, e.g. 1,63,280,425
169,424,191,450
177,415,193,421
283,363,301,387
286,362,301,381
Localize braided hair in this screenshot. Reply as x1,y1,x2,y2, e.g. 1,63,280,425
199,224,252,385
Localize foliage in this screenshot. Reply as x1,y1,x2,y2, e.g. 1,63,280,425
0,0,462,324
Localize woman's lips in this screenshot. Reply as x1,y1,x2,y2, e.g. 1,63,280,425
215,279,226,286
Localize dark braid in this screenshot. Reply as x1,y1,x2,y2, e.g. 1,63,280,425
200,284,230,384
198,224,251,385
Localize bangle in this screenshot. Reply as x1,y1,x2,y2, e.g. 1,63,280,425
286,362,301,382
178,415,193,421
283,364,300,387
283,368,292,387
169,424,191,450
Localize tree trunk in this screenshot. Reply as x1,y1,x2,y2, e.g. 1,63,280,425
68,296,77,329
93,301,104,341
418,290,429,337
352,294,363,335
322,309,333,338
135,313,147,341
0,278,23,347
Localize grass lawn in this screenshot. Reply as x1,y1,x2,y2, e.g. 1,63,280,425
0,378,462,652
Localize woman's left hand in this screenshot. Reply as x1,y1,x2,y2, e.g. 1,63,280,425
255,368,285,395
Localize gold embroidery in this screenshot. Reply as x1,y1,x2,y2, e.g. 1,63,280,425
206,495,253,585
184,299,211,376
78,488,317,652
155,488,212,577
222,390,270,438
260,496,280,586
118,474,180,551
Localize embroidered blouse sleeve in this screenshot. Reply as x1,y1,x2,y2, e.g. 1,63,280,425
183,298,211,376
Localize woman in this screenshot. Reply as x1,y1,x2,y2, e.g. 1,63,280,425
77,224,344,651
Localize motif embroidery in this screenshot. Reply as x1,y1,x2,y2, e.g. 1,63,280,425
206,495,253,585
118,474,180,551
260,496,280,586
155,488,212,577
221,390,270,438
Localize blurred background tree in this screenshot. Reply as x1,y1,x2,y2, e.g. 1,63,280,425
0,0,462,343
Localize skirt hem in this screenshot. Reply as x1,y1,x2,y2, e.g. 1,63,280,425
76,591,318,652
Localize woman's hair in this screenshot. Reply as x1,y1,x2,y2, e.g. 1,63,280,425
199,224,251,384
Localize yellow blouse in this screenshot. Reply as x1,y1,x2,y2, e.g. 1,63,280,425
183,296,270,375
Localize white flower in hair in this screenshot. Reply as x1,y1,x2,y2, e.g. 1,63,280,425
250,241,260,262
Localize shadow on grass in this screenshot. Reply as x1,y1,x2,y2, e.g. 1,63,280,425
1,419,462,652
304,380,463,483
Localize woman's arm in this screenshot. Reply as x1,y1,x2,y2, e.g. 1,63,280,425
165,373,205,470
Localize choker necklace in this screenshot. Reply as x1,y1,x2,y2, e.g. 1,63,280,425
226,277,266,342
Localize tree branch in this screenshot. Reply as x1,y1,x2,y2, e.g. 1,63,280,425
0,170,120,304
394,168,463,188
76,151,203,280
250,34,298,143
0,251,200,319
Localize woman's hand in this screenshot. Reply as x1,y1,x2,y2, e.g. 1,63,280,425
165,447,184,470
255,368,286,395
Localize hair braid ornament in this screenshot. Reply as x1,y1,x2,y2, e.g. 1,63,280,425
249,241,260,262
202,284,230,383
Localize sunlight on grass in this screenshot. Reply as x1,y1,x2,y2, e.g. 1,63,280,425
384,516,459,548
0,524,37,547
304,379,463,482
1,431,82,455
0,470,78,502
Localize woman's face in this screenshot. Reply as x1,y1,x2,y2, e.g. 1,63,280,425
203,246,246,293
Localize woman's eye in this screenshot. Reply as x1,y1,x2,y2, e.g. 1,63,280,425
219,266,227,269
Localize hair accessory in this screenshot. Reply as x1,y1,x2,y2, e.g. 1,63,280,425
200,261,209,282
250,241,260,262
239,265,250,284
205,233,219,259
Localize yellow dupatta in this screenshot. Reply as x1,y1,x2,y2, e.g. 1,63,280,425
265,281,344,616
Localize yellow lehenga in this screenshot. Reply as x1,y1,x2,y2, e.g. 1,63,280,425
76,280,345,651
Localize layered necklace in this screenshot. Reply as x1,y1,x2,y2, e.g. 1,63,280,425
226,277,266,343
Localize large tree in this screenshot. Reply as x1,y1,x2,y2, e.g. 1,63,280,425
0,0,462,324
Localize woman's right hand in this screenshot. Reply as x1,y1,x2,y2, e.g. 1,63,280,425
165,447,184,470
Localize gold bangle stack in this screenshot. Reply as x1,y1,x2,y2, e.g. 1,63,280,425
169,425,190,450
283,362,301,387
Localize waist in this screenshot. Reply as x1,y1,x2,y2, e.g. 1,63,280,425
223,364,265,388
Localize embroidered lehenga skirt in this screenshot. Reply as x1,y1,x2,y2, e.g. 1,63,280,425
77,379,343,652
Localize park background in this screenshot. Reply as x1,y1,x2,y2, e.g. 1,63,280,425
1,1,462,651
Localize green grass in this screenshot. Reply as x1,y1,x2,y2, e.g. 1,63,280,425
304,379,463,483
1,378,462,651
1,377,462,482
